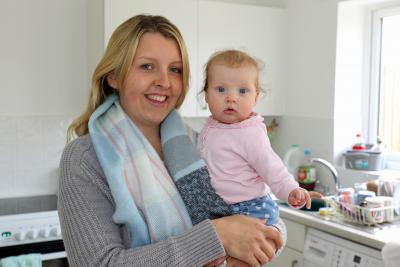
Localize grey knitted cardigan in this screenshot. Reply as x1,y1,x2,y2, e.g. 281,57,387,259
58,135,286,266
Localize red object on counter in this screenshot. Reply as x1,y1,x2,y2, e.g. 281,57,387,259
352,134,366,150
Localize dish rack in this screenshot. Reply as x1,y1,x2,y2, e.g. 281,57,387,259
328,197,400,225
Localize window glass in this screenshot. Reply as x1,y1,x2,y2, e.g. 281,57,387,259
378,14,400,153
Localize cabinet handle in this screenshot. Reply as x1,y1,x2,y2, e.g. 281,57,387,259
291,259,298,267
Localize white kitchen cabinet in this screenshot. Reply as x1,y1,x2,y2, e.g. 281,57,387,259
100,0,286,117
268,218,305,267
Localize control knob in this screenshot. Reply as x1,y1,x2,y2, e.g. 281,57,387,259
27,229,38,239
14,231,26,241
50,226,61,237
39,228,50,238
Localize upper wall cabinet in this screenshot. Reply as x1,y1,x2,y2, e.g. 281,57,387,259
197,1,286,117
102,0,286,117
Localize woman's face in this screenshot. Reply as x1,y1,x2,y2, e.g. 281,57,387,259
108,32,183,130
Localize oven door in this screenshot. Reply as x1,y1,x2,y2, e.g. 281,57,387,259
0,239,68,267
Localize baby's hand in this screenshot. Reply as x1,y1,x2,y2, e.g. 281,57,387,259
288,188,310,209
288,189,323,209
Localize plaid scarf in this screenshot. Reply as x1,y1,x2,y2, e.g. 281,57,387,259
89,94,231,247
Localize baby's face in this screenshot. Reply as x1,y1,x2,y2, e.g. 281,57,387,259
205,64,259,124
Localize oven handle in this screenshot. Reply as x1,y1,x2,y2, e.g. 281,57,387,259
42,251,67,261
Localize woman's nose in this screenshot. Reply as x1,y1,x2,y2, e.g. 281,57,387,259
154,70,170,88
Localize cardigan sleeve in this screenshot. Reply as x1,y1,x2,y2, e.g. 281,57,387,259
58,135,225,267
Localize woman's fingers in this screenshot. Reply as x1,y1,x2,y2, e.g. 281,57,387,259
212,215,282,266
262,225,283,250
254,247,270,266
204,256,226,267
226,257,251,267
309,191,323,198
305,190,312,209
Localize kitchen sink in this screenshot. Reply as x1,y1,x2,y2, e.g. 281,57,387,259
275,198,327,212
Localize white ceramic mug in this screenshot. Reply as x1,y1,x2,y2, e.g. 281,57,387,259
365,197,385,223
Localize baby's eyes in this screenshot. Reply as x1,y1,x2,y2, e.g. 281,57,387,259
239,88,248,94
216,86,225,93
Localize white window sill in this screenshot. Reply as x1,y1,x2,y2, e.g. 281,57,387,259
336,167,400,188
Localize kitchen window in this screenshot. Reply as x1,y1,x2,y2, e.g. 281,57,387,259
368,6,400,169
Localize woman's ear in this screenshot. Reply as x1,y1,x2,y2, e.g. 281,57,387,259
107,73,118,89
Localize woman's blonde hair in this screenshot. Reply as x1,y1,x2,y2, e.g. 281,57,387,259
67,14,190,142
202,49,261,93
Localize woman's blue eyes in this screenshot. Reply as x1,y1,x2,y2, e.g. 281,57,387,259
139,64,182,74
140,64,152,70
170,67,182,74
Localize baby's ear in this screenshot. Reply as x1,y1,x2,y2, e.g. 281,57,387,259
204,90,210,103
255,90,261,102
107,72,118,89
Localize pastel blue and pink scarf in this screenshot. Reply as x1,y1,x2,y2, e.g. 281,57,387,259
88,94,231,247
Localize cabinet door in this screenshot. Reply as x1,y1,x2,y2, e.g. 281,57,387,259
198,1,286,116
268,247,304,267
283,218,306,252
104,0,198,116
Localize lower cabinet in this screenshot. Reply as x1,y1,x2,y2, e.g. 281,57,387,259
268,218,305,267
268,246,303,267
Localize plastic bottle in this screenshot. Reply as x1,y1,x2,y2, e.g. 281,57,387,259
283,144,302,177
297,149,317,190
372,137,386,153
352,133,366,150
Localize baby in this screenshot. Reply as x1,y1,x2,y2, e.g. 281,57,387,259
198,50,316,227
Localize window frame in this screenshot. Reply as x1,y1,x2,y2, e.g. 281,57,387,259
368,6,400,169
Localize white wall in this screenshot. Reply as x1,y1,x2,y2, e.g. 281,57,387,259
273,0,339,163
0,0,89,198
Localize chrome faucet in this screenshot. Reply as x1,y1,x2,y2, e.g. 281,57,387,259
310,158,340,194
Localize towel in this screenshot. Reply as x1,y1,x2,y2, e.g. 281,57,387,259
89,94,231,247
0,253,41,267
382,241,400,267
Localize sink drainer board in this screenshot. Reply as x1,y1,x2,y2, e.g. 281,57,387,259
328,197,400,225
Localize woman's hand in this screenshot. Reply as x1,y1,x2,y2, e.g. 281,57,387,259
204,256,226,267
212,215,283,267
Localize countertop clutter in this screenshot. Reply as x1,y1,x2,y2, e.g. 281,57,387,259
278,203,399,250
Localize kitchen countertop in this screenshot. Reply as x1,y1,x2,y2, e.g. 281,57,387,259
279,204,400,250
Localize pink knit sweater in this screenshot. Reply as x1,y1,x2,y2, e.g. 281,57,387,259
198,114,299,204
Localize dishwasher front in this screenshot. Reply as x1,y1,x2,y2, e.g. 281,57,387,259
303,228,384,267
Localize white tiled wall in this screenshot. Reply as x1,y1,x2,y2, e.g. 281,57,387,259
0,115,74,198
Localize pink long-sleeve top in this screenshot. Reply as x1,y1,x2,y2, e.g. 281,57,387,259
197,114,299,204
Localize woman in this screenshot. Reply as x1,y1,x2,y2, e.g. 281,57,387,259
58,14,284,267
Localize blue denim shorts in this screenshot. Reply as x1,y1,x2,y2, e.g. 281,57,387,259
232,195,279,225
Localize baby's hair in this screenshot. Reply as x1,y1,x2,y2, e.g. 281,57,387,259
202,49,261,93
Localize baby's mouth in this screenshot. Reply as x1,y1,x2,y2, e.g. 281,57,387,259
224,108,236,114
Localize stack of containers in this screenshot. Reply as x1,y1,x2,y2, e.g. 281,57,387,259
343,134,386,171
